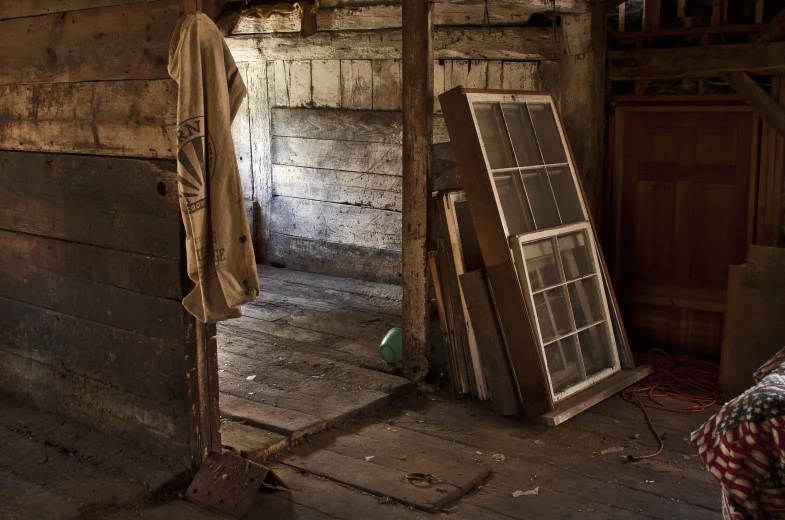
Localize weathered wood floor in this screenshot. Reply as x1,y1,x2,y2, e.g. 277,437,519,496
218,265,412,458
249,393,721,519
214,266,722,519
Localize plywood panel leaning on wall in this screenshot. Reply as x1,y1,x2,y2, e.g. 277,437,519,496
439,87,649,424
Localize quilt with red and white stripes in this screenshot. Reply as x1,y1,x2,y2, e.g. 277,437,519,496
691,347,785,520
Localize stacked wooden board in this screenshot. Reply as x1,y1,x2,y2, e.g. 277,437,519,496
429,191,522,416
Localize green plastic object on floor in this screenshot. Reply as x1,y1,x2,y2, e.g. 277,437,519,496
379,327,403,364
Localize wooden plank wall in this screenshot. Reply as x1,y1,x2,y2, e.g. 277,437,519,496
228,3,575,283
0,0,197,468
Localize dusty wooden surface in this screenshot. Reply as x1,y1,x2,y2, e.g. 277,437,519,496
2,381,722,519
0,398,188,520
230,3,577,35
218,265,410,458
0,0,177,85
0,80,176,158
228,27,561,62
195,393,719,519
0,0,198,471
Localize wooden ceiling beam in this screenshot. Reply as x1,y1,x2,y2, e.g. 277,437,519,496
607,41,785,80
754,8,785,43
427,0,590,13
227,26,562,62
722,72,785,139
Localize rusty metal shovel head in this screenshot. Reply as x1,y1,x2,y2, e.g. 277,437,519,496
186,452,287,518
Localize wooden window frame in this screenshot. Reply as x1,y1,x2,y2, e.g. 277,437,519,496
465,92,592,237
440,87,647,423
511,222,621,402
466,93,621,403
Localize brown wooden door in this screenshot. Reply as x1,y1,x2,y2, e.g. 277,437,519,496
614,107,756,360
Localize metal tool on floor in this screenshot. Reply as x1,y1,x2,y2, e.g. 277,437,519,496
186,452,287,518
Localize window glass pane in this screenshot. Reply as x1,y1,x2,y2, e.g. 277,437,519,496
528,103,567,165
534,287,572,343
454,199,484,273
474,103,516,169
547,165,585,224
523,238,561,291
500,104,542,167
521,167,561,229
567,277,605,328
558,231,594,280
493,172,534,236
545,337,583,394
577,324,614,377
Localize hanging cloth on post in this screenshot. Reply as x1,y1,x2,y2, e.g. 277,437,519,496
168,11,259,323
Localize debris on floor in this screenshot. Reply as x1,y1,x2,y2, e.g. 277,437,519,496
512,487,540,497
186,453,286,518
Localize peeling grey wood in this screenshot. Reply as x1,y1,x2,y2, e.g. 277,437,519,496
267,233,402,284
227,27,561,62
289,60,313,107
247,61,272,261
502,61,539,90
445,60,488,91
232,62,254,201
273,165,402,211
373,59,402,110
270,196,402,250
274,60,291,106
271,108,402,144
434,60,446,112
272,136,402,175
341,60,374,109
312,60,342,108
487,60,503,89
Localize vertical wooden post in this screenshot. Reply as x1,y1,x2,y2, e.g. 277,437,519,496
177,0,222,472
643,0,661,31
560,2,607,231
401,0,433,363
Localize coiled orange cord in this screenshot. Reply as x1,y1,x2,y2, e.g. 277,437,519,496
621,349,719,461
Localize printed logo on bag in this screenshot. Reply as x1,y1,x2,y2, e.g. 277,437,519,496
176,116,216,214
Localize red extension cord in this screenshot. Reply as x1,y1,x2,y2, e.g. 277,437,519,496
621,349,720,461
